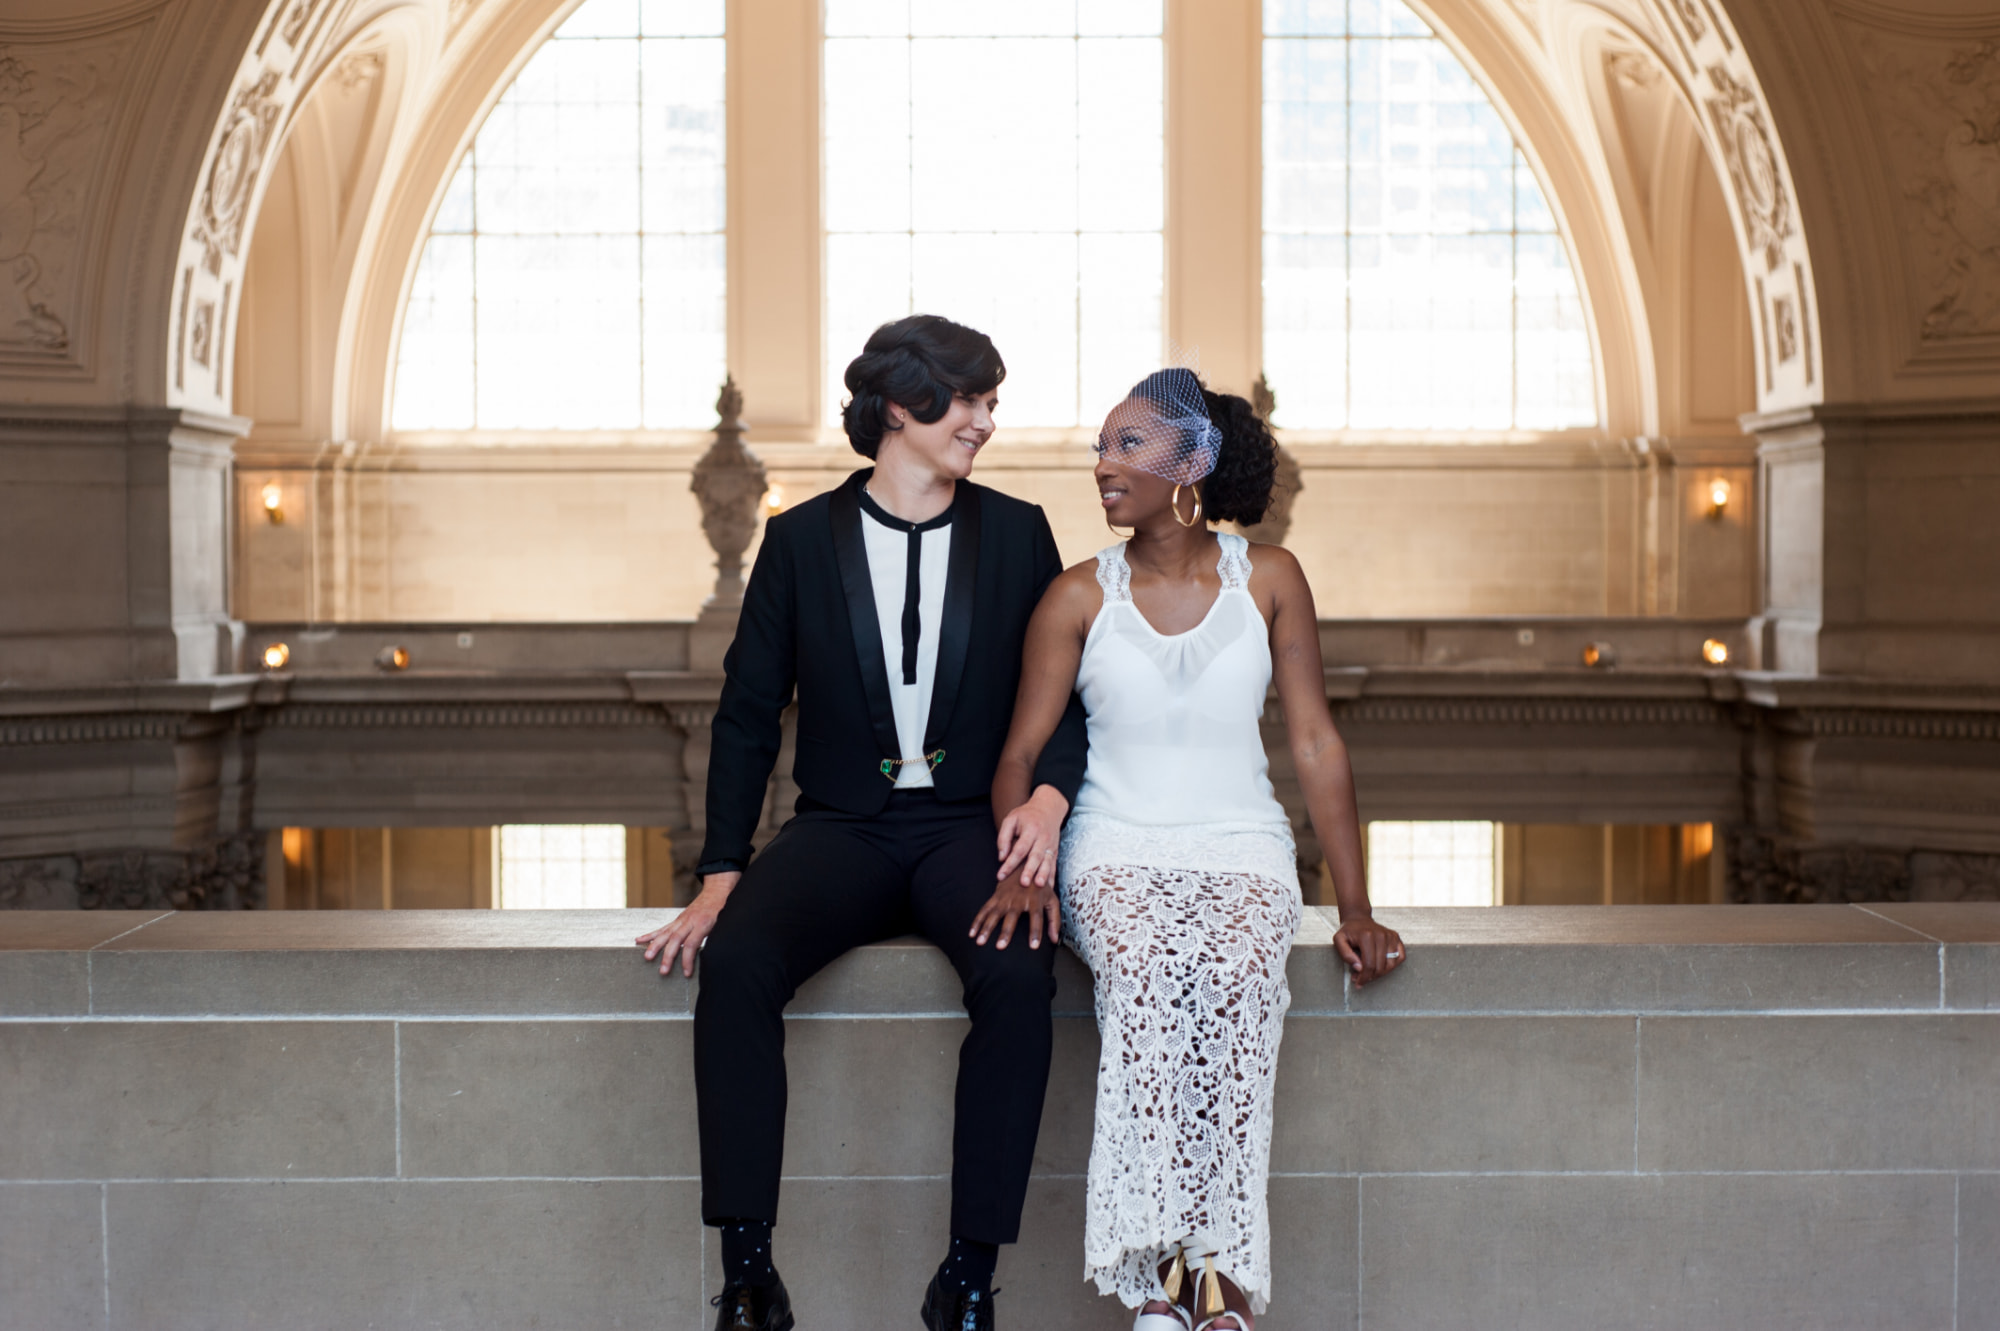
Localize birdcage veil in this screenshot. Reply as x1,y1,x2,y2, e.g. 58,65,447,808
1093,358,1222,487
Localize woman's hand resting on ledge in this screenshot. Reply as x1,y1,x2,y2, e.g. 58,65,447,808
636,871,738,977
969,867,1061,952
1333,915,1405,987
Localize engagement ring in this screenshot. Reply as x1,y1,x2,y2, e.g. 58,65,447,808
1386,950,1401,960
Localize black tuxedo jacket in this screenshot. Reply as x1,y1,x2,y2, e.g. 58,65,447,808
697,469,1088,873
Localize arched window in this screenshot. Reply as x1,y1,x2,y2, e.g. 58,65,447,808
1263,0,1595,430
823,2,1163,427
392,0,725,430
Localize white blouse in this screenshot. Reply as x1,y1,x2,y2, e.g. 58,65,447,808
858,491,952,789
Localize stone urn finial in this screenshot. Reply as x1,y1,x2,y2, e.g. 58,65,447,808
689,374,768,609
1241,373,1304,547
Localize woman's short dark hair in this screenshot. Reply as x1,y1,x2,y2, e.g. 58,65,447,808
1126,368,1280,526
840,315,1006,458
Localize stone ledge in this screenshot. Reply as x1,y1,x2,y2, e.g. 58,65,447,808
1,904,1993,1019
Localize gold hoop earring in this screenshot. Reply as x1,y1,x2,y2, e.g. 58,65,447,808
1171,484,1202,529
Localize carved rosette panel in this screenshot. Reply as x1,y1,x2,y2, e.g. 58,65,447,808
1640,0,1820,407
0,22,150,372
168,0,341,411
1851,34,2000,343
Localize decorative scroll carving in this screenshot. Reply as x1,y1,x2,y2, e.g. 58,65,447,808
1669,0,1706,42
1240,373,1303,547
689,376,769,609
1704,65,1793,273
1911,851,2000,902
1853,36,2000,340
0,835,264,910
278,0,320,48
333,49,385,90
1773,294,1799,363
192,71,283,278
1728,829,1912,904
0,28,146,365
1604,48,1663,90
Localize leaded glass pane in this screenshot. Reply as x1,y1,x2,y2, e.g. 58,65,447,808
824,8,1164,427
1262,1,1597,429
391,0,724,431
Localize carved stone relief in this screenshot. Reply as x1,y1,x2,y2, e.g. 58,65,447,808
0,834,265,910
1728,828,1913,904
170,0,342,411
1853,35,2000,339
1703,65,1792,274
0,26,148,366
1773,294,1799,363
192,71,283,278
1911,850,2000,901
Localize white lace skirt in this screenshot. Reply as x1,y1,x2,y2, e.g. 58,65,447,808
1058,812,1303,1314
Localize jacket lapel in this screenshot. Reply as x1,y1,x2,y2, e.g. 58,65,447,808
828,472,901,762
922,481,982,752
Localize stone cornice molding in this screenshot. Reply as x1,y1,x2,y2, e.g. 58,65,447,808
1336,696,1732,727
0,714,187,746
1791,709,2000,742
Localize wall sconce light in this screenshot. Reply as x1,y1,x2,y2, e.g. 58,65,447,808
764,483,786,514
374,645,411,671
1707,478,1731,521
1582,642,1616,668
261,642,290,670
260,481,285,525
1701,638,1730,666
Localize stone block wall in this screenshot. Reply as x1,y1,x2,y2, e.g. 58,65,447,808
2,904,1996,1328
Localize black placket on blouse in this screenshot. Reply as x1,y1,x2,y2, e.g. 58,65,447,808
857,486,954,685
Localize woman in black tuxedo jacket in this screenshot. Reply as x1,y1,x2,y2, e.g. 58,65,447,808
638,315,1087,1331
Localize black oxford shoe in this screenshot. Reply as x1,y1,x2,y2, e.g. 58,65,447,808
920,1275,997,1331
710,1278,794,1331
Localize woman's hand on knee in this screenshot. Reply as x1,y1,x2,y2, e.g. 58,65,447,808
969,870,1060,952
636,871,739,977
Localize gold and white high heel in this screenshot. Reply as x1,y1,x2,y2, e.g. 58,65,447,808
1133,1247,1193,1331
1190,1254,1252,1331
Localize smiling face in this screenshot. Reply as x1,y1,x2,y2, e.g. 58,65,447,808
1094,396,1180,524
884,388,998,482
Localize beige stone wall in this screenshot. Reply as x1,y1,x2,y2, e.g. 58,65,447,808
1,904,1993,1327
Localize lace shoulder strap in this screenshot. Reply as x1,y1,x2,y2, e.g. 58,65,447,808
1216,531,1253,591
1094,543,1133,604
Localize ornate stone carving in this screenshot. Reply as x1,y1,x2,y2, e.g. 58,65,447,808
189,298,215,368
689,376,769,609
1728,829,1912,904
278,0,320,49
192,71,283,278
333,49,385,91
1799,709,2000,742
0,714,184,745
1911,850,2000,902
267,703,671,729
1704,65,1792,273
0,28,146,364
1669,0,1706,42
1337,699,1729,727
0,835,264,910
1772,294,1799,363
1239,373,1303,547
1604,48,1663,90
1853,36,2000,339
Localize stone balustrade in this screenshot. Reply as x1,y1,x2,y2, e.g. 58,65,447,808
3,904,1997,1328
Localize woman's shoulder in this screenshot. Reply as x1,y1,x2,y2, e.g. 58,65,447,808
1239,536,1305,581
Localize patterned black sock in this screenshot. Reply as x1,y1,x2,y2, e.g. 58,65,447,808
935,1236,999,1294
717,1219,778,1288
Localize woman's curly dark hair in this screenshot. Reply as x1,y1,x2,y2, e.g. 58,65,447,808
1125,368,1278,526
1198,385,1279,526
840,314,1006,458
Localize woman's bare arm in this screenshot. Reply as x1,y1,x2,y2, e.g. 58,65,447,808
971,563,1098,949
1255,544,1405,985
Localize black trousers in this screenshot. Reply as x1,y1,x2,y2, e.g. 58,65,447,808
693,790,1058,1244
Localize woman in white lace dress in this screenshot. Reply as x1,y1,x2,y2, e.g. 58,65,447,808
971,369,1406,1330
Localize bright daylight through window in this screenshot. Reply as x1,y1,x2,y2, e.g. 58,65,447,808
1263,0,1596,430
1365,821,1499,907
392,0,725,430
824,1,1164,428
495,825,628,909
